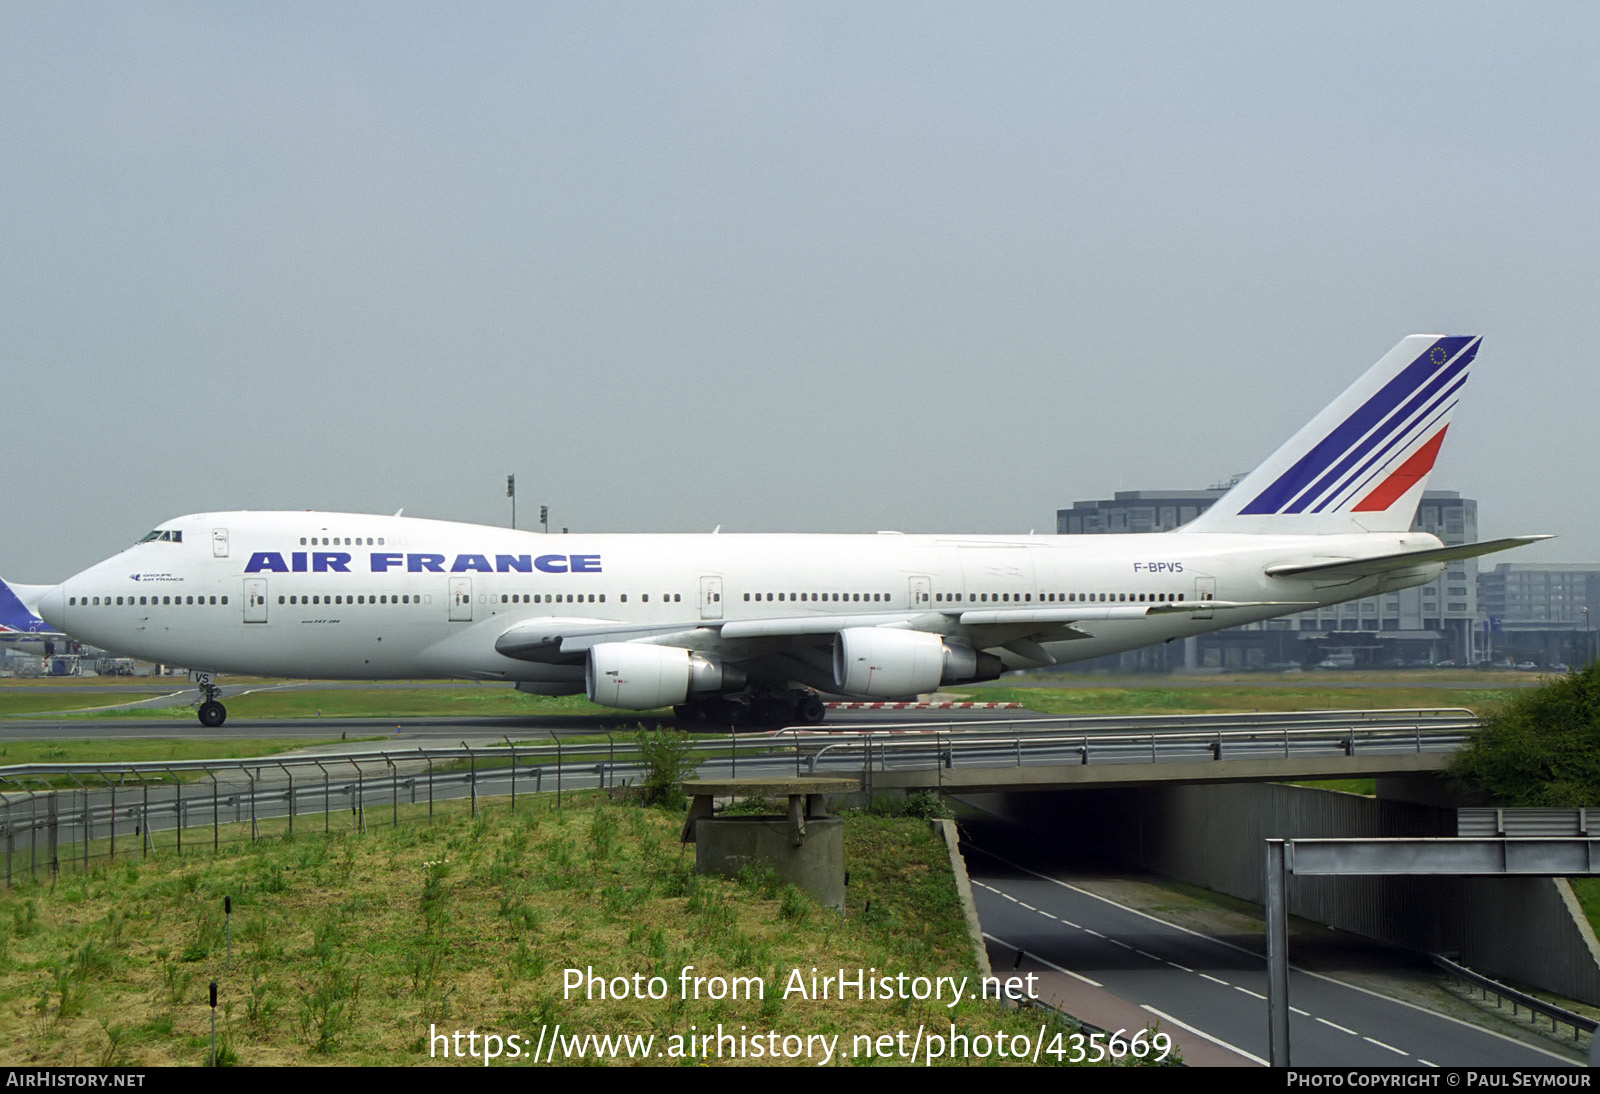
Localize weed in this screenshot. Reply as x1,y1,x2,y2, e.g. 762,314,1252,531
98,1021,127,1067
721,795,780,816
11,899,38,939
588,804,619,861
162,959,194,1006
504,941,542,984
736,863,783,899
298,913,359,1053
634,727,700,808
72,938,114,980
779,884,811,924
245,974,277,1029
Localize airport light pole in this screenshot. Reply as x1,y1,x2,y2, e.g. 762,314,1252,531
507,474,516,529
1584,606,1592,668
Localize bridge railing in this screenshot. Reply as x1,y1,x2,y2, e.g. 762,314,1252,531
0,709,1481,883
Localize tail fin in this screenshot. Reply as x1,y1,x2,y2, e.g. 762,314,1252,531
1184,335,1479,535
0,579,55,635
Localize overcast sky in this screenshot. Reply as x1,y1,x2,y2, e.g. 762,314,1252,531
4,3,1596,581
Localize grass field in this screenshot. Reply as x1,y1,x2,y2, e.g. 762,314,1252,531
0,683,622,721
1,670,1531,723
0,739,357,768
958,679,1519,717
0,794,1080,1067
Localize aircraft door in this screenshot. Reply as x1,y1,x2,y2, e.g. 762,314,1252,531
449,578,473,622
244,579,268,623
699,576,723,620
212,528,229,558
908,575,932,608
1193,576,1216,620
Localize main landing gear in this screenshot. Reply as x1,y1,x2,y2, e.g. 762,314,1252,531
193,673,227,728
674,687,827,728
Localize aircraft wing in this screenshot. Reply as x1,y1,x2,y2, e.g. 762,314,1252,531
491,599,1315,666
1263,536,1553,579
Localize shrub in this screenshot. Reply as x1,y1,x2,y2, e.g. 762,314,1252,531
634,728,700,809
1451,661,1600,805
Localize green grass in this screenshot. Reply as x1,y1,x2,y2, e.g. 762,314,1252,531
0,684,628,721
958,683,1516,717
1291,779,1377,796
1568,879,1600,944
0,794,1081,1066
0,692,176,716
0,739,355,768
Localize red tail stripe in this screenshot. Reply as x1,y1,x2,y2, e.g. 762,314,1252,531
1352,427,1448,513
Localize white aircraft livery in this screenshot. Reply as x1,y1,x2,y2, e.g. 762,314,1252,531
35,335,1546,728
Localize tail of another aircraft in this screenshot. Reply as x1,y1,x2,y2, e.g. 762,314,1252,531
1183,335,1479,535
0,578,55,635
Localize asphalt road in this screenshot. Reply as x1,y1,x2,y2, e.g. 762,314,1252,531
959,816,1580,1068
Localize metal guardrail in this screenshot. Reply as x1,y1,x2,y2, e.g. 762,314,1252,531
808,719,1477,785
0,709,1481,884
1430,953,1597,1044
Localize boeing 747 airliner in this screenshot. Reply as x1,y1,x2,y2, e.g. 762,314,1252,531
32,335,1547,727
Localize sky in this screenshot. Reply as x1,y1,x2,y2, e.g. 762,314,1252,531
4,3,1597,581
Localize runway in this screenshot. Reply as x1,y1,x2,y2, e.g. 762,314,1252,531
0,702,1053,746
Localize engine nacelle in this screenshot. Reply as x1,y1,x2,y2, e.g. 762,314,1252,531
832,628,997,698
585,643,743,710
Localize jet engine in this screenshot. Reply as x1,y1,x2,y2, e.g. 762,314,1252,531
585,643,744,710
831,628,999,698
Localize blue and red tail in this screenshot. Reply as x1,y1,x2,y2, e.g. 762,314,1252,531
1186,335,1478,535
0,578,56,636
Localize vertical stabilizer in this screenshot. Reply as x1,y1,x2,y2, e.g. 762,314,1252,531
0,579,56,635
1183,335,1479,535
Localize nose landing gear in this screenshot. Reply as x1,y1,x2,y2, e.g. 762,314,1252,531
192,672,227,728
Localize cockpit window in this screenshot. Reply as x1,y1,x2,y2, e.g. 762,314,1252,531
138,530,183,543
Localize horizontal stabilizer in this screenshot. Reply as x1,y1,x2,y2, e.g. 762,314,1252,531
1264,535,1553,579
956,601,1315,626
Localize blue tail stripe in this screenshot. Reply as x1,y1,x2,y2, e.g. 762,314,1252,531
0,582,45,633
1239,336,1474,515
1285,343,1476,513
1306,374,1467,514
1327,396,1460,512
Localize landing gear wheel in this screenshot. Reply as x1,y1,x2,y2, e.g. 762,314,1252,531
748,698,793,727
701,697,745,727
795,693,826,725
198,701,227,728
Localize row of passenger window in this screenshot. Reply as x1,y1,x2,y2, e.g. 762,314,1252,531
280,595,420,606
745,592,893,603
299,535,386,546
736,590,1193,606
937,591,1188,604
71,594,227,606
498,593,685,605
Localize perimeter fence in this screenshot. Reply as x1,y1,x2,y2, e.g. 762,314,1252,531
0,708,1478,885
0,734,754,885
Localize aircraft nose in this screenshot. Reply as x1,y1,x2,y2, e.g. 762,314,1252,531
37,585,66,630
